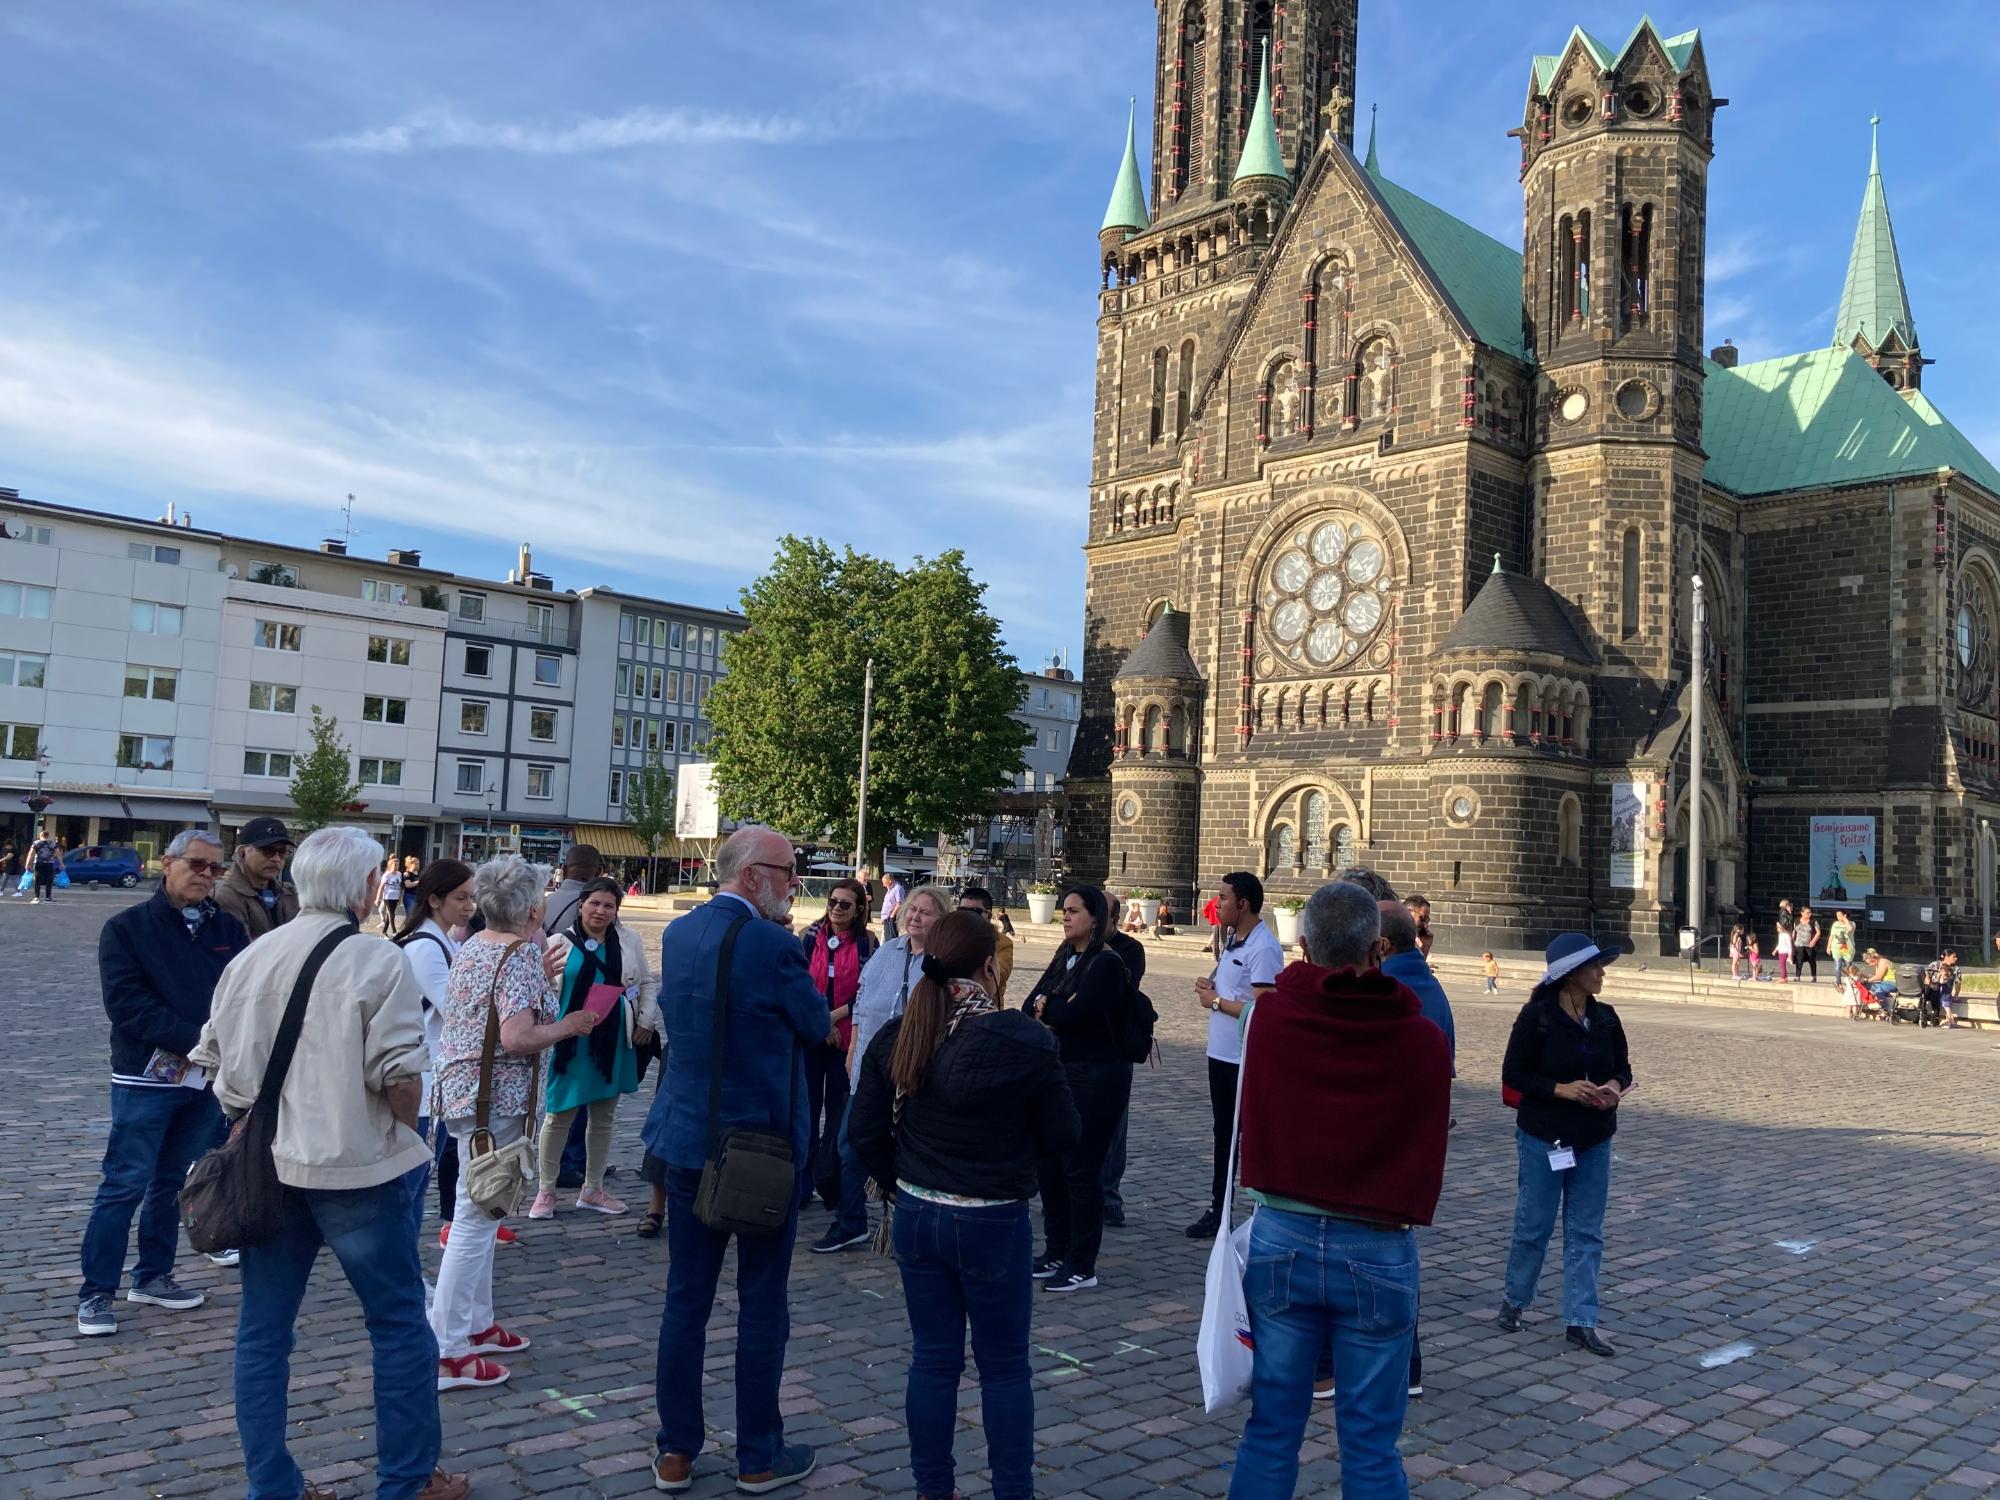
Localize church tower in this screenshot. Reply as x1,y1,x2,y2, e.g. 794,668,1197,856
1834,118,1927,393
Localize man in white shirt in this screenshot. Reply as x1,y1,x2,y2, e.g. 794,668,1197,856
880,872,906,940
1187,872,1285,1239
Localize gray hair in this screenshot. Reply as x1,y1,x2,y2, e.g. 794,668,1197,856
164,828,223,860
901,884,951,925
714,824,784,886
1333,865,1399,902
291,826,384,913
1300,880,1382,969
473,855,549,931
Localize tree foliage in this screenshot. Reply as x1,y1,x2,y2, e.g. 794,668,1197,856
290,706,360,834
623,755,676,881
707,537,1032,856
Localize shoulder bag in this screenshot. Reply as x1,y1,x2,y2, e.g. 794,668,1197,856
464,939,540,1219
180,920,358,1253
694,911,800,1235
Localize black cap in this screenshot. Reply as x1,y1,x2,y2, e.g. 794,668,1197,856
237,816,293,851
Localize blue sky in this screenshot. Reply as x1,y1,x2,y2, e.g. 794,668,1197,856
1,2,1994,667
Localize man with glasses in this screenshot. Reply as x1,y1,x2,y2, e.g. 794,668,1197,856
77,830,250,1337
212,816,299,940
956,885,1013,1002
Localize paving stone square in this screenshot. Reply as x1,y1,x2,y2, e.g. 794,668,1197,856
8,893,2000,1496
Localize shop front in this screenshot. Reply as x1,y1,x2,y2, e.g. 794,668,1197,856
2,787,212,873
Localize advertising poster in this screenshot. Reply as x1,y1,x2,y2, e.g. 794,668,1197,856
1609,781,1646,889
1809,815,1876,908
674,762,721,841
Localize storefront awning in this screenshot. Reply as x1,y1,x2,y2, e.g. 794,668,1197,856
571,823,654,859
120,797,212,824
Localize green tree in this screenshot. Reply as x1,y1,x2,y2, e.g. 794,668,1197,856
623,755,676,891
707,536,1032,860
289,706,360,834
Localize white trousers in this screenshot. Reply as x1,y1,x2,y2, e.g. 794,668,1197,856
429,1113,524,1358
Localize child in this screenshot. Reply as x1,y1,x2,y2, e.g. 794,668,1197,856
1482,951,1499,994
1728,924,1746,981
1748,932,1763,979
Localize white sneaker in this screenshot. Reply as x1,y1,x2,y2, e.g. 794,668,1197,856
28,897,38,905
206,1249,241,1267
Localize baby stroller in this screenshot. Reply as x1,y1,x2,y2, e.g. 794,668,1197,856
1889,969,1927,1025
1842,964,1892,1021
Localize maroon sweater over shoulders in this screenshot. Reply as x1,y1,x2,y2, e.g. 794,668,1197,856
1239,961,1452,1226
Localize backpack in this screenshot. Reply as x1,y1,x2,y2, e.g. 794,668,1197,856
1117,970,1159,1066
1500,1005,1552,1108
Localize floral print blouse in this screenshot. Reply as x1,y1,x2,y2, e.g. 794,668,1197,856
436,934,557,1123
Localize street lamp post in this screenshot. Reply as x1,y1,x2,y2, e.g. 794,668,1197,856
484,783,497,855
1688,575,1705,967
1982,817,1992,963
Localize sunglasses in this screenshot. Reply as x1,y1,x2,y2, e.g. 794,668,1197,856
825,898,856,911
176,858,227,878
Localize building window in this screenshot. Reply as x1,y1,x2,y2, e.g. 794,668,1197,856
253,619,300,651
1149,346,1168,444
665,669,680,701
630,714,643,747
679,720,693,752
358,757,403,787
533,652,560,686
681,672,696,704
1301,792,1329,869
132,601,185,637
362,694,408,724
647,667,661,700
367,635,412,665
525,764,553,800
250,561,299,588
129,541,181,565
362,579,410,605
636,617,652,647
609,770,624,806
670,622,684,649
701,627,716,655
1620,528,1641,641
123,666,177,701
458,592,486,622
2,523,52,545
617,612,633,643
1558,794,1583,866
455,759,484,794
529,706,557,741
647,720,662,752
528,603,552,640
616,662,631,697
611,716,626,748
117,733,175,771
0,652,48,688
248,682,297,713
698,675,713,710
1,722,43,759
460,699,489,734
1265,822,1296,874
242,749,295,778
464,643,491,677
0,582,52,620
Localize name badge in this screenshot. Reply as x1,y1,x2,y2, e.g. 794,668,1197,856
1547,1143,1576,1172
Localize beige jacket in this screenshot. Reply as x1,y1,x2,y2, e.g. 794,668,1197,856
194,911,431,1190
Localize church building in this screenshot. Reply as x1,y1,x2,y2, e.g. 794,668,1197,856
1072,3,2000,954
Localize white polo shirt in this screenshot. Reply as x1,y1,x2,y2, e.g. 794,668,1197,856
1208,919,1285,1064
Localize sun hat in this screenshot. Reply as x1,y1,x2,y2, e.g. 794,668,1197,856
1540,932,1621,986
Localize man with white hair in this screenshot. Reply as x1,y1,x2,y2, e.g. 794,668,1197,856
644,825,829,1494
199,826,464,1500
77,829,249,1338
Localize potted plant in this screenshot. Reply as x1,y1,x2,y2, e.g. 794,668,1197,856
1026,882,1060,924
1271,896,1305,946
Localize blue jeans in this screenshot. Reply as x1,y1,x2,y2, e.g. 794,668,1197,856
1504,1127,1611,1327
834,1096,870,1235
79,1084,222,1297
1230,1208,1419,1500
655,1164,800,1474
402,1117,437,1249
893,1194,1035,1500
237,1179,440,1500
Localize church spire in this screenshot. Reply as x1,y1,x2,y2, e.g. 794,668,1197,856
1232,41,1286,188
1363,103,1380,174
1834,116,1925,390
1100,98,1150,237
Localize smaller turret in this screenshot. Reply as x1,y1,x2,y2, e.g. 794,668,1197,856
1099,98,1151,258
1231,43,1289,194
1834,117,1928,393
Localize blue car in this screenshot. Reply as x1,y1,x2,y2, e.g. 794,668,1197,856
64,845,144,888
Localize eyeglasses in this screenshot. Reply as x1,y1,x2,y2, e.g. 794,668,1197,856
175,858,227,878
748,861,799,883
825,898,856,911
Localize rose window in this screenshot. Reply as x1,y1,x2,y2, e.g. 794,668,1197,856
1260,515,1391,668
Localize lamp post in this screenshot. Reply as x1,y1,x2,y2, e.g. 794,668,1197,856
852,657,875,877
1688,575,1705,966
484,783,497,855
26,745,51,817
1982,817,1992,963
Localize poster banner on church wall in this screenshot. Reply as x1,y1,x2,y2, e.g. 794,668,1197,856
1609,781,1646,889
1809,815,1876,908
675,763,720,841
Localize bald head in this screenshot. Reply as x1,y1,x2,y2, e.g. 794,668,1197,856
1379,900,1419,955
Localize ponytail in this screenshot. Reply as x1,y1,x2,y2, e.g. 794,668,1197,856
886,911,996,1096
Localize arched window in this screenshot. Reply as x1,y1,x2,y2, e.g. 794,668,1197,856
1620,203,1654,330
1301,792,1328,868
1353,335,1394,422
1176,339,1196,439
1620,527,1641,640
1169,704,1190,758
1957,566,1996,711
1333,824,1357,871
1266,821,1296,874
1173,4,1208,198
1141,704,1162,755
1480,682,1504,739
1149,348,1169,445
1558,795,1582,866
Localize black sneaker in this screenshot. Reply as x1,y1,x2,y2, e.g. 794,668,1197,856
1104,1208,1126,1228
555,1168,585,1190
810,1224,869,1254
1495,1301,1522,1333
1566,1325,1616,1357
127,1275,204,1311
1043,1269,1098,1293
1031,1255,1064,1279
77,1293,116,1337
1184,1208,1222,1240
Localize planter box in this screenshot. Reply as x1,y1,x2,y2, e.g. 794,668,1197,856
1272,907,1302,946
1026,891,1058,924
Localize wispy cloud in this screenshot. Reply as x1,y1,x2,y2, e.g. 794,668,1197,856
318,103,810,156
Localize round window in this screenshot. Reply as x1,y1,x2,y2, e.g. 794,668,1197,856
1624,82,1660,117
1561,94,1594,127
1615,380,1654,420
1452,795,1475,821
1117,794,1141,824
1260,512,1394,668
1559,389,1589,423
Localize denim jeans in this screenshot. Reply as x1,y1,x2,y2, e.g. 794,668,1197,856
1230,1208,1419,1500
1037,1060,1130,1277
893,1193,1035,1499
1100,1103,1128,1214
237,1178,440,1500
1504,1127,1611,1327
402,1116,435,1251
834,1095,870,1236
655,1164,800,1475
79,1084,222,1297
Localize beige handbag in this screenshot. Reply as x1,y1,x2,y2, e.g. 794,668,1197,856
463,940,540,1219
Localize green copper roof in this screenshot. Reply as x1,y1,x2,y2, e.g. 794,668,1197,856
1532,17,1699,92
1101,98,1150,235
1233,42,1286,186
1364,163,1527,360
1363,104,1380,174
1701,346,2000,498
1833,118,1917,353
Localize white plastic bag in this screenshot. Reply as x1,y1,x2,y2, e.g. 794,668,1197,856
1197,1010,1257,1414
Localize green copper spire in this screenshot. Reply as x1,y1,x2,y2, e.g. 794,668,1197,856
1833,116,1917,352
1363,103,1380,174
1232,42,1286,187
1100,98,1150,236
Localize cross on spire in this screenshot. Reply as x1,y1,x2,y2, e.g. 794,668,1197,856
1321,88,1353,146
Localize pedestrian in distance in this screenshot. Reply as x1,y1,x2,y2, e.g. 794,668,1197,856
530,878,660,1219
850,910,1080,1500
1794,905,1822,983
643,825,829,1494
1022,883,1136,1294
76,830,249,1338
1228,881,1451,1500
881,869,907,941
213,816,299,940
1186,872,1284,1241
429,856,598,1392
197,826,467,1500
27,823,62,903
391,858,482,1254
1405,892,1434,958
798,878,876,1217
1483,951,1501,994
402,854,422,914
379,857,405,934
0,838,18,896
1774,902,1795,983
1496,933,1634,1358
1099,893,1149,1231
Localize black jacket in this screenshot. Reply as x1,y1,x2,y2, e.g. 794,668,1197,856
851,1009,1080,1201
1501,989,1634,1150
99,889,251,1083
1022,945,1132,1067
1107,931,1147,986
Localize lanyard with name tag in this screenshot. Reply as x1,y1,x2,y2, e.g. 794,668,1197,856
1547,1141,1576,1171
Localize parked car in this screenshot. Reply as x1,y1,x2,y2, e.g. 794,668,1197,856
64,845,144,888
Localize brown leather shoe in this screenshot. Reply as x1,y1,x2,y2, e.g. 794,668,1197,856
416,1468,471,1500
653,1451,694,1492
303,1486,339,1500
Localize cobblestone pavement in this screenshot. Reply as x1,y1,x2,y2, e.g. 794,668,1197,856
10,892,2000,1497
